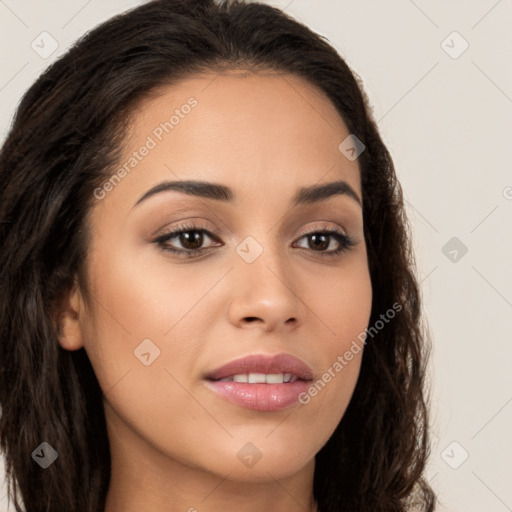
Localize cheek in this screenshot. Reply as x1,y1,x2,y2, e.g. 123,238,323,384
295,258,372,424
81,239,206,341
77,248,175,396
79,255,216,465
79,244,225,423
310,255,373,352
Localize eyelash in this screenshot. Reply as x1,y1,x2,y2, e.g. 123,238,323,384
153,222,356,259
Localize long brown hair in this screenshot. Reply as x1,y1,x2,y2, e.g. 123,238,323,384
0,1,436,510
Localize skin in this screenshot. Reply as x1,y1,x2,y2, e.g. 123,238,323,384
58,70,372,512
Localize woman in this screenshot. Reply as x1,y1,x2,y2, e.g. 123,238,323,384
0,0,436,511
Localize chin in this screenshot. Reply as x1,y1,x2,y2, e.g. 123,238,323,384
197,437,317,483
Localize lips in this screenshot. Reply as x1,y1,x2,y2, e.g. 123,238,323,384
204,353,314,382
203,353,314,411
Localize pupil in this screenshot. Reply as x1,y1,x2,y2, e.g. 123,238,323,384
310,233,328,251
181,231,202,250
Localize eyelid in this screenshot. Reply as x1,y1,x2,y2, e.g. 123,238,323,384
153,222,221,247
151,220,356,258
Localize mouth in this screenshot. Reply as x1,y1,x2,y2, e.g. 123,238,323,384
211,372,304,384
204,352,314,381
203,353,314,411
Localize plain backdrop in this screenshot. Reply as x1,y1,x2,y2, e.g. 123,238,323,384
1,1,511,511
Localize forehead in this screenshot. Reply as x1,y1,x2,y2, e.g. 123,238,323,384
131,69,351,155
98,70,361,213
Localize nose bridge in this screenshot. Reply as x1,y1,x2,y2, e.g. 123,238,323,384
227,231,305,329
236,232,287,287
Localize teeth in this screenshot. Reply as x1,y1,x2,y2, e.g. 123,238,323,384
248,373,266,383
217,373,299,384
265,373,284,384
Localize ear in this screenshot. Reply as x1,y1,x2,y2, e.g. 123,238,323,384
55,279,84,351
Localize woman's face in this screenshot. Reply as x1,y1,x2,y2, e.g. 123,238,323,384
65,70,372,482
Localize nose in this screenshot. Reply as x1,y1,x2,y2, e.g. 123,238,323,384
226,240,307,332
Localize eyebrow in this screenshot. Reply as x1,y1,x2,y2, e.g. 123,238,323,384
133,179,362,209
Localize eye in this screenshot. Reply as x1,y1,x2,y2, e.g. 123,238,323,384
152,223,355,259
293,228,355,257
153,222,222,258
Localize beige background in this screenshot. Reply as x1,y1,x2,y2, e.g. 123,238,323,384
1,1,511,511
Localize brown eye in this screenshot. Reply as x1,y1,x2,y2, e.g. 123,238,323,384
153,223,222,258
294,229,355,256
307,233,330,251
153,223,355,260
176,231,204,251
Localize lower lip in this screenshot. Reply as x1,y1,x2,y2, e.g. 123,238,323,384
204,379,312,411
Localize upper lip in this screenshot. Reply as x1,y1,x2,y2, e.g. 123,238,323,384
205,353,314,381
